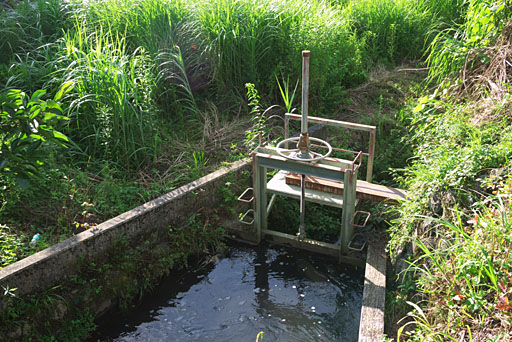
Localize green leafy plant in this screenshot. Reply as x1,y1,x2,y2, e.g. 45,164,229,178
0,83,72,186
245,83,265,149
397,184,512,339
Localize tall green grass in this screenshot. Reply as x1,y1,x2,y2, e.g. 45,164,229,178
346,0,437,64
195,0,367,111
0,0,70,64
0,0,454,171
56,25,160,169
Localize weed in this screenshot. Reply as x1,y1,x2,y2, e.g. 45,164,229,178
397,180,512,339
56,26,159,169
426,0,511,87
347,0,437,65
275,74,299,114
186,151,209,179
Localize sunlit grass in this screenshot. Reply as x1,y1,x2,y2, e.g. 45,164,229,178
397,180,512,340
53,24,159,169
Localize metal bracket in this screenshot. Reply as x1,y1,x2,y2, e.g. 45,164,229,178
348,235,367,252
352,151,363,172
239,209,255,225
237,187,254,203
348,211,370,252
351,210,371,228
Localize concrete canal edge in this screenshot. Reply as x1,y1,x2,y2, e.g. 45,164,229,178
358,242,387,342
1,156,388,341
0,158,251,303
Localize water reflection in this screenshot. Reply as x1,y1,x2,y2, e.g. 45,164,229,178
93,242,363,342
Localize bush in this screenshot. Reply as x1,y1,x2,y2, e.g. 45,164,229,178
0,84,71,185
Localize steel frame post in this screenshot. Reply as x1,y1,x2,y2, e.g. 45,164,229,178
253,156,267,244
298,173,306,240
367,128,376,183
340,168,358,256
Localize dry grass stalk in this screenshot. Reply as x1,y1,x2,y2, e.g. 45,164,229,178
456,20,512,102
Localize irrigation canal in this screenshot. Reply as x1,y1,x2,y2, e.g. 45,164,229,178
92,242,363,341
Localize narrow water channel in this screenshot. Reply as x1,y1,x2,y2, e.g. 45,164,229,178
93,242,364,341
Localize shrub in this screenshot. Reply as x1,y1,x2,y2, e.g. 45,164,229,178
0,84,71,185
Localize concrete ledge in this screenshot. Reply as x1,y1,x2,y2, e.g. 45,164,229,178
359,242,387,342
0,159,251,300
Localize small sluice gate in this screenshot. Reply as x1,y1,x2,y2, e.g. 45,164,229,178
238,51,406,263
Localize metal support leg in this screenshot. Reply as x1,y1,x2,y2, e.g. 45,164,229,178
267,194,277,214
298,173,306,241
340,169,357,256
253,157,267,244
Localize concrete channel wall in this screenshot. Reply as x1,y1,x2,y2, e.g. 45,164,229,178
0,157,386,341
0,159,251,304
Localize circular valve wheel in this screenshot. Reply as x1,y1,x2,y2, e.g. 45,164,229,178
276,136,332,162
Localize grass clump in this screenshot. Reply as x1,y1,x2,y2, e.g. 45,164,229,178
396,179,512,340
346,0,437,65
0,0,71,65
427,0,511,92
57,26,160,169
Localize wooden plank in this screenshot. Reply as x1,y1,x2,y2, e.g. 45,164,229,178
286,172,344,194
359,242,386,342
285,173,407,203
357,180,407,203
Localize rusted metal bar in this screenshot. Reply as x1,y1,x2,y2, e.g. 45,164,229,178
297,50,311,158
239,209,255,225
301,51,310,134
237,187,254,203
351,210,371,228
367,128,376,182
286,113,375,132
310,144,370,156
352,151,363,172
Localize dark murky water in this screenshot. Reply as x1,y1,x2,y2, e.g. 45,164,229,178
94,242,364,342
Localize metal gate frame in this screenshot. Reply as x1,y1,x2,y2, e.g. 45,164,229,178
251,146,362,260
